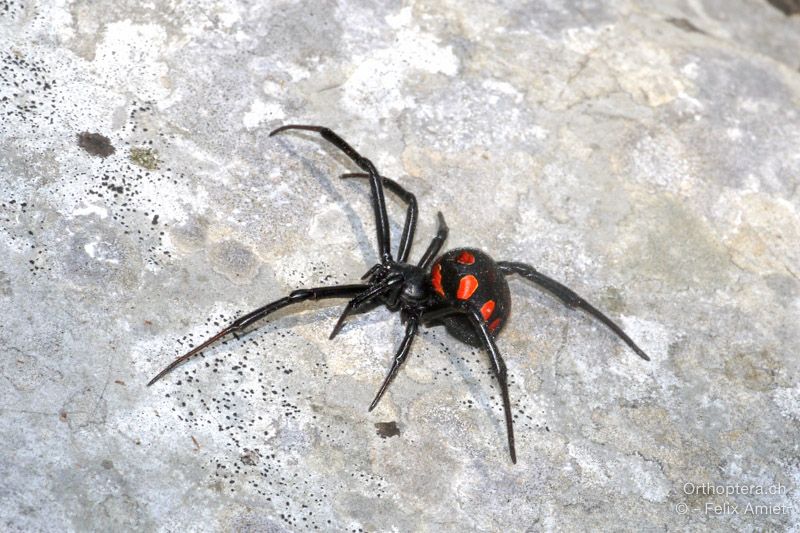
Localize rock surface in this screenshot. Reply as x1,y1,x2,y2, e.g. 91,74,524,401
2,1,800,531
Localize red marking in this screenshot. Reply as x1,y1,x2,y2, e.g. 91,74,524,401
456,275,479,300
480,300,495,321
456,251,475,265
431,263,444,296
489,318,502,332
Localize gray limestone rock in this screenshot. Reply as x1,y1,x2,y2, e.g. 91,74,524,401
1,0,799,531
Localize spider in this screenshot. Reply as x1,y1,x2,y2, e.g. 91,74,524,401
147,124,650,463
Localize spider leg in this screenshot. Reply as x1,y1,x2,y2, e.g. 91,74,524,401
147,284,368,386
360,263,383,280
417,212,449,269
270,125,393,264
341,173,418,264
329,273,404,340
420,304,460,326
497,261,650,361
464,307,517,463
368,314,419,411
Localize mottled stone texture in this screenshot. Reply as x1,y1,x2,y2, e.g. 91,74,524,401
1,1,799,531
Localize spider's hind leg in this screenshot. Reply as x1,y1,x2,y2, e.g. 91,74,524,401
497,261,650,361
465,307,517,464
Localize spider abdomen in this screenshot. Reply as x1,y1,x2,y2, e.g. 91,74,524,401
430,248,511,347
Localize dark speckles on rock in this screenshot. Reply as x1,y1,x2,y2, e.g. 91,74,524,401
77,132,116,158
375,421,400,439
229,512,291,533
240,449,261,466
209,239,259,283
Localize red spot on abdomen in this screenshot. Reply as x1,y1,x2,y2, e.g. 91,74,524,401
431,263,444,296
456,275,479,300
456,251,475,265
480,300,495,321
489,318,502,332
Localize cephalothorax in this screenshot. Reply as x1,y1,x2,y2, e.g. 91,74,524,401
148,125,650,463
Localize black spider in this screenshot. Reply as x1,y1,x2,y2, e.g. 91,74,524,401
148,124,650,463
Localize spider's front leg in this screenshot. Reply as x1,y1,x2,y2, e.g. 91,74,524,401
270,125,394,264
418,212,449,269
147,284,368,386
328,273,404,340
